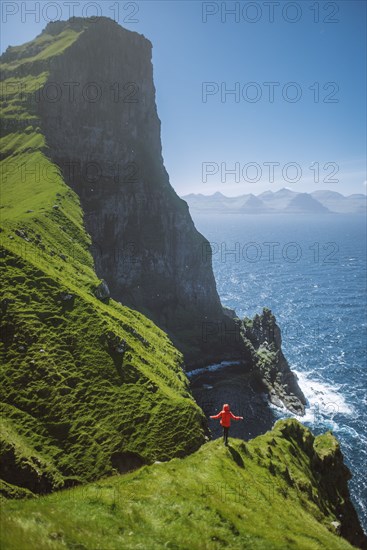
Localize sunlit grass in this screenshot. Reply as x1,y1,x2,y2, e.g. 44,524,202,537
0,421,355,550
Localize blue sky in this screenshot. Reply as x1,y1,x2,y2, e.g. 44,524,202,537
1,0,366,196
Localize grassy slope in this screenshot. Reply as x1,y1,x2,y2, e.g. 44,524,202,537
0,27,206,496
0,419,354,550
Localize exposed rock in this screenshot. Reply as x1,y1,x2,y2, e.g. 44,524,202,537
93,279,110,301
103,331,127,355
244,308,306,415
57,291,74,303
36,16,242,367
223,306,238,319
331,521,341,534
15,229,29,241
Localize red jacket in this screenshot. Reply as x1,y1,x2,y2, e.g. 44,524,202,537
210,404,242,427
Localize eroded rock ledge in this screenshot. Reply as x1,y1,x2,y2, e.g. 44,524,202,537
244,307,307,415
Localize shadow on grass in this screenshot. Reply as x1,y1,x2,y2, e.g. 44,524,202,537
227,444,245,468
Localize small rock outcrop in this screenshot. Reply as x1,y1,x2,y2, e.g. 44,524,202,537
93,280,110,301
244,308,307,414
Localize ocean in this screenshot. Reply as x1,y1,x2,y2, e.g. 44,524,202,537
191,212,367,532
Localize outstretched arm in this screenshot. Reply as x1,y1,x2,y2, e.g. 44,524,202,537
210,412,222,419
230,412,243,420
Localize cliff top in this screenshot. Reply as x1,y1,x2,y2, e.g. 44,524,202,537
42,16,150,44
0,16,151,66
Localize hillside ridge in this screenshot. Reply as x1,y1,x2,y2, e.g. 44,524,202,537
1,419,366,549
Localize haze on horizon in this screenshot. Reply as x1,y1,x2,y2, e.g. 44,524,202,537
1,0,366,196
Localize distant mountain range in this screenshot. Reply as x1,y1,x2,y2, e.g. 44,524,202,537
182,189,367,215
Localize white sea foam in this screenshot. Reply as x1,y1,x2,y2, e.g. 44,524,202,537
274,370,354,432
268,370,355,433
186,361,242,379
295,370,353,413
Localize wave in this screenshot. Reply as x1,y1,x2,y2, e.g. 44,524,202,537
269,369,354,432
186,361,242,379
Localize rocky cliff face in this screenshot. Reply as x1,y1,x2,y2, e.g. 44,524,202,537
3,16,306,406
276,419,367,549
35,17,243,366
244,308,307,414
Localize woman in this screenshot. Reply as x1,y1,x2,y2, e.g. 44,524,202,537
210,403,243,446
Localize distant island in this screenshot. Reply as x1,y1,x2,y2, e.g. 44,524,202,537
182,189,367,215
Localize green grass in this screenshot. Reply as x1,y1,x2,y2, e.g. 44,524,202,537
0,419,355,550
1,30,82,73
0,73,48,122
0,129,46,155
0,24,206,495
313,432,339,460
0,177,206,489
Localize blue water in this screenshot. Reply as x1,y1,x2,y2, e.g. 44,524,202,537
192,212,367,532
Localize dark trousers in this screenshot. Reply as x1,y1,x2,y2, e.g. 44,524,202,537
223,426,229,445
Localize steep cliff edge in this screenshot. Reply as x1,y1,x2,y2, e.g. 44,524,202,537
28,16,244,367
1,15,306,411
